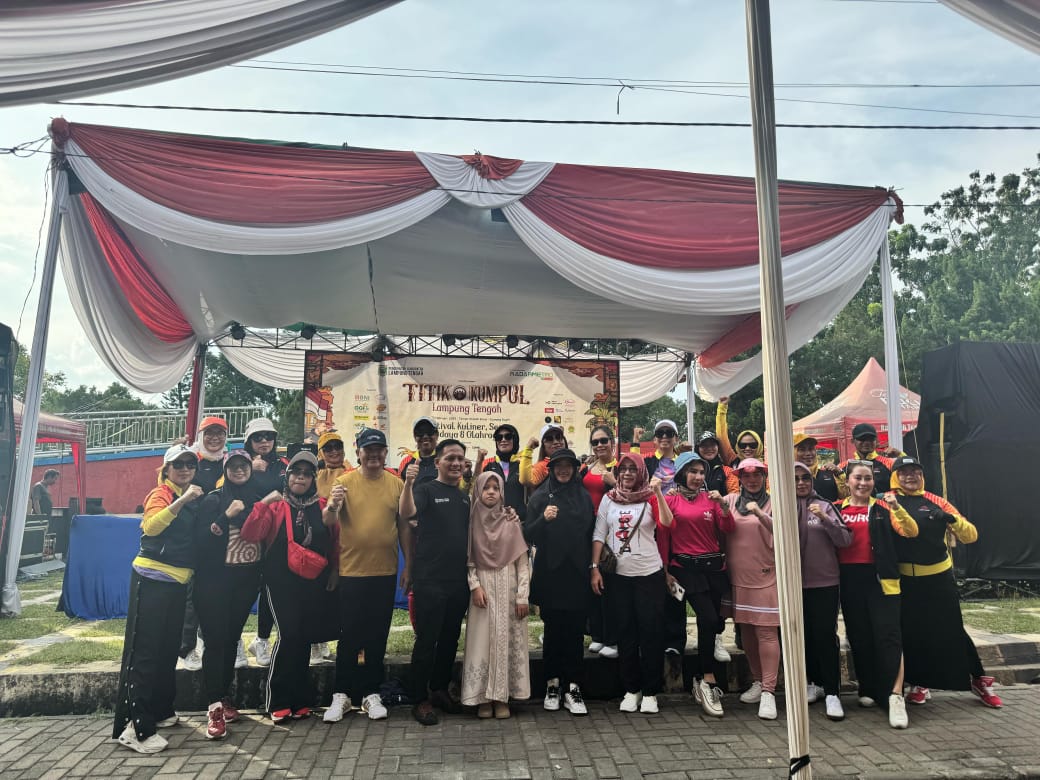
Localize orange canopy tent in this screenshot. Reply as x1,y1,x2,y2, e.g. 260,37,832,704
793,357,920,460
13,399,87,510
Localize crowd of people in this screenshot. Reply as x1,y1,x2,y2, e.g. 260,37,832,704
111,408,1002,755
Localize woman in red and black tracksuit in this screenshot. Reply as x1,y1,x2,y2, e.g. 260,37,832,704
890,457,1003,709
242,451,340,723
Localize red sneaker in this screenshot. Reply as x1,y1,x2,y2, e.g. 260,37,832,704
206,706,226,740
291,707,311,720
271,708,292,724
907,686,930,705
970,676,1003,708
221,700,240,723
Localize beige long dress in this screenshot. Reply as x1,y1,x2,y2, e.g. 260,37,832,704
461,553,532,705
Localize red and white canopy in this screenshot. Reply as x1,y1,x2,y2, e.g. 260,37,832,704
51,120,901,404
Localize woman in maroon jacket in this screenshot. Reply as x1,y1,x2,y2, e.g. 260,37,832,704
242,451,341,723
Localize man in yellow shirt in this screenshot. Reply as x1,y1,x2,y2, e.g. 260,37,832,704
324,428,412,723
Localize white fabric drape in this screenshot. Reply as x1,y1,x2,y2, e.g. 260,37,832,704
416,153,555,208
0,0,402,107
940,1,1040,55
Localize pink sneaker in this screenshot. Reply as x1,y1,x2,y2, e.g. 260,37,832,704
907,686,930,705
206,706,226,740
970,676,1003,708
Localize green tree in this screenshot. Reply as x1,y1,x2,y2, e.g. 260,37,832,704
41,377,154,414
273,389,304,442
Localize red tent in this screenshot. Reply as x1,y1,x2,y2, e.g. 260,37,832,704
13,399,87,510
793,358,920,460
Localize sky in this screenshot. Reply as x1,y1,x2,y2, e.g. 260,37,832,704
1,0,1038,403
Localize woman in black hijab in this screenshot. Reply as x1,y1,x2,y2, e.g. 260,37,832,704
525,448,596,717
194,450,264,739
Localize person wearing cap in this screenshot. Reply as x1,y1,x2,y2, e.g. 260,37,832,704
323,428,411,724
579,425,619,659
656,452,734,718
400,438,472,725
636,419,682,494
794,462,852,721
193,416,229,493
475,423,526,517
715,396,765,467
525,448,596,717
241,450,341,724
889,457,1003,710
316,431,349,499
837,459,918,729
591,453,668,715
113,445,204,754
519,423,568,489
793,433,842,503
193,451,264,739
399,417,441,486
720,458,781,720
838,423,900,496
694,431,739,495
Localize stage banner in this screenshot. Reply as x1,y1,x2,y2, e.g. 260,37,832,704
304,352,620,464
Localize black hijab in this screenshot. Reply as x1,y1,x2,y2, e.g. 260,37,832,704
525,449,595,571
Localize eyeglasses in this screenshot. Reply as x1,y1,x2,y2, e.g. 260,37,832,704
250,432,275,442
738,441,757,450
415,429,437,438
590,437,611,446
543,433,565,443
288,468,314,478
654,429,676,438
493,433,515,441
794,475,813,483
321,442,344,452
170,460,197,470
847,459,873,467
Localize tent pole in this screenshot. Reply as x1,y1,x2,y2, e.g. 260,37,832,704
879,239,903,451
184,344,207,446
2,169,68,618
743,2,811,776
685,358,697,443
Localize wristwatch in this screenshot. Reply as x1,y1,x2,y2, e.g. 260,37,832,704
589,563,599,570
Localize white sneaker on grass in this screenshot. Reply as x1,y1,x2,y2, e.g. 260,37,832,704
249,637,272,667
758,691,777,720
116,724,167,754
619,692,641,712
740,680,763,704
888,694,909,729
713,636,731,663
323,693,351,723
825,694,845,721
362,693,387,720
597,645,618,659
588,641,604,653
639,695,659,714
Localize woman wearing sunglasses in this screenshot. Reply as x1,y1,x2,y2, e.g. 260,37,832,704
715,396,765,468
241,450,341,724
113,445,204,754
520,423,568,490
580,426,619,659
477,424,526,516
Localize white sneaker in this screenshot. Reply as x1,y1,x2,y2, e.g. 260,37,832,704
182,648,203,672
619,692,641,712
807,683,823,704
598,645,618,659
310,644,324,665
323,692,351,723
758,691,777,720
740,680,763,704
543,678,561,711
713,636,731,663
588,641,604,653
116,724,167,754
362,693,388,720
639,695,659,714
825,694,845,721
696,679,724,718
319,642,333,660
888,693,909,729
155,714,179,728
234,640,248,669
249,637,272,667
563,684,588,716
858,695,876,708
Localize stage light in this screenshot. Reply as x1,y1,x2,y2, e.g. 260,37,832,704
300,324,317,340
505,335,519,349
442,335,456,347
230,322,246,341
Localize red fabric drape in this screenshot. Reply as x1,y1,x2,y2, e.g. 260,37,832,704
697,304,799,369
522,163,900,269
59,121,439,224
80,192,195,343
461,153,523,180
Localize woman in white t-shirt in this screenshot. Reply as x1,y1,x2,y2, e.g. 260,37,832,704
590,453,668,714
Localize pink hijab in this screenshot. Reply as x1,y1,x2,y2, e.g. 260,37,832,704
468,471,529,571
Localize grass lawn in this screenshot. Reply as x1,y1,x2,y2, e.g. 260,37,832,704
0,640,16,656
961,597,1040,635
0,604,76,641
12,640,124,666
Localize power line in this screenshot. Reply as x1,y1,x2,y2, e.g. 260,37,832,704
49,100,1040,130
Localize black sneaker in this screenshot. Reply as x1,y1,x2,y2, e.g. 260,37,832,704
429,689,461,714
412,701,439,726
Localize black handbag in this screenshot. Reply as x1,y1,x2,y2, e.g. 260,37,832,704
599,504,647,574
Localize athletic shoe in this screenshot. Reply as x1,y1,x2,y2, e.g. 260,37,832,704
858,696,875,708
234,640,248,669
309,644,323,665
543,678,561,711
116,724,167,754
825,695,845,721
598,645,618,659
907,686,931,705
807,683,824,704
412,701,438,726
429,689,461,714
758,691,777,720
970,675,1003,708
696,679,724,718
320,642,333,660
249,637,272,667
182,647,203,672
221,700,240,723
888,694,909,729
588,641,604,653
155,714,179,728
713,636,731,663
563,684,588,716
292,707,310,720
619,692,641,712
740,681,763,704
362,693,388,720
639,695,659,714
206,705,226,740
270,708,292,724
323,693,350,723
